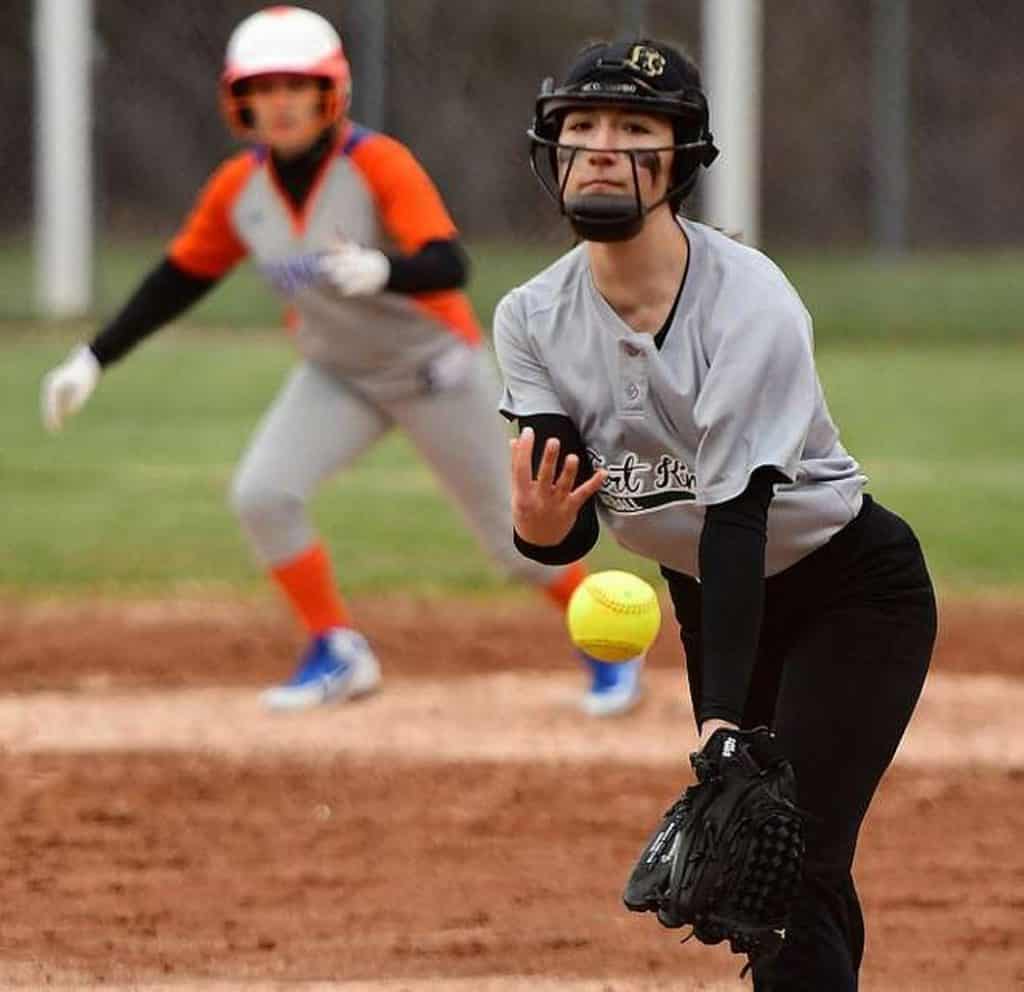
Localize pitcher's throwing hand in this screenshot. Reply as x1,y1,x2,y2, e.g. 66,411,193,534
510,428,607,548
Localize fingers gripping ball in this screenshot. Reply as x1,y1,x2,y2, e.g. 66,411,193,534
567,570,661,661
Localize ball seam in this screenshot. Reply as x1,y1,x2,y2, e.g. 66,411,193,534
585,586,656,616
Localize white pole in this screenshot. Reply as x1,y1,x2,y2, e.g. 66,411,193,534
701,0,762,246
34,0,93,318
873,0,910,253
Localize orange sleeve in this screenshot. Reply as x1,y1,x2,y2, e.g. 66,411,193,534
347,134,458,253
167,153,255,279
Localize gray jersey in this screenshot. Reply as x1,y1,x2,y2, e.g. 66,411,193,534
494,219,866,577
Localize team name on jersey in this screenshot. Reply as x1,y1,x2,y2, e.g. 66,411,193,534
260,251,325,297
589,449,697,514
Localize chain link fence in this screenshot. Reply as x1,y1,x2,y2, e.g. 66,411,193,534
2,1,1022,319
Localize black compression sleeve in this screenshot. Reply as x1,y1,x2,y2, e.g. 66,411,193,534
510,413,600,566
697,468,785,725
385,239,468,294
89,257,219,367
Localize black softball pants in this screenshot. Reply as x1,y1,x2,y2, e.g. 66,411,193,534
662,496,937,991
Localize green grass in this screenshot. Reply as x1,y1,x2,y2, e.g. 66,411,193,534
0,238,568,336
3,238,1023,344
0,329,1021,597
783,253,1024,345
818,345,1023,591
3,239,1021,596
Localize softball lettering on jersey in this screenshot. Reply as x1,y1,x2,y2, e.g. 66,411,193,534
261,251,325,297
591,449,697,513
494,218,869,577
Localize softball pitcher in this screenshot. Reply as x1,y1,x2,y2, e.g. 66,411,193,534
39,6,643,717
495,39,937,989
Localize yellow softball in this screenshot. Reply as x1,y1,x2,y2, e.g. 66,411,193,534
567,570,662,662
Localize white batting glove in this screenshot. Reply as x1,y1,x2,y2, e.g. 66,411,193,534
318,241,391,296
40,345,101,433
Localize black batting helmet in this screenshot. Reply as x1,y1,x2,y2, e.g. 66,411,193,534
528,40,719,241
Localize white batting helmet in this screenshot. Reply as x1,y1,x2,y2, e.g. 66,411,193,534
221,6,352,136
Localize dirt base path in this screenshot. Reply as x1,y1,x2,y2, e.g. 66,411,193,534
0,594,1020,991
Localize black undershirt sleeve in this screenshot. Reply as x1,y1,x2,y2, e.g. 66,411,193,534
89,257,219,367
697,467,786,725
509,413,600,566
89,237,466,367
385,238,468,294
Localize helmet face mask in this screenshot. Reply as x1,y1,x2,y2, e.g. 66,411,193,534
530,125,715,243
528,41,719,242
227,74,336,138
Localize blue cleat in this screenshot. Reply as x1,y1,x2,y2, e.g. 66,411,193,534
580,653,644,717
261,628,381,711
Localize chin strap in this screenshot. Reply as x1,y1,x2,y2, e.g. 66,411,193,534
564,193,646,242
551,145,696,243
560,147,646,243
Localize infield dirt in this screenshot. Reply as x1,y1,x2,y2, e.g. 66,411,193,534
0,594,1020,991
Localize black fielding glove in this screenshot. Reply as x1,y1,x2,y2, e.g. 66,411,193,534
623,727,805,973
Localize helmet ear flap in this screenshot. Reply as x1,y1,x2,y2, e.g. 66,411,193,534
531,78,563,177
701,133,720,167
670,149,706,209
532,78,558,139
319,87,341,125
667,100,718,209
220,84,251,136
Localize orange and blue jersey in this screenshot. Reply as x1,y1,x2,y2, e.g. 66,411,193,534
168,124,482,395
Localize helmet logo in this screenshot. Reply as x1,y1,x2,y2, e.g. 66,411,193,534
624,45,666,78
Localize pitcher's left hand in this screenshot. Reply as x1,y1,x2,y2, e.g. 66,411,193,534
510,427,606,547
